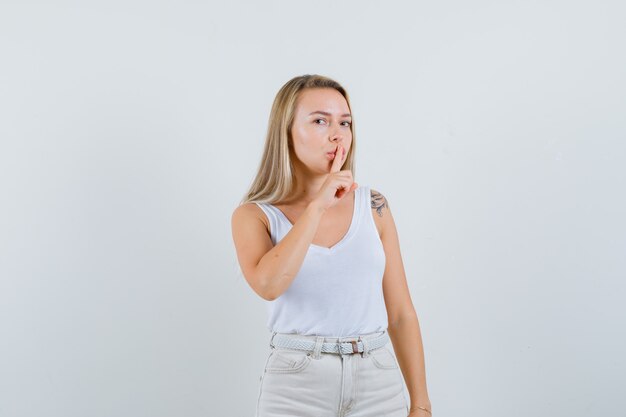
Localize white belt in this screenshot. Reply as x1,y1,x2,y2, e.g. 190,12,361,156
270,331,390,355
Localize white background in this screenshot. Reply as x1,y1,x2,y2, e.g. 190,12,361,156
1,1,624,416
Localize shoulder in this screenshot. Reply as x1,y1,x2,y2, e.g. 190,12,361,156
368,187,392,238
231,202,270,231
369,187,391,218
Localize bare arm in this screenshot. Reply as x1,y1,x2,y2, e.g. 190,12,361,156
372,189,432,415
231,201,326,301
259,202,327,299
232,143,355,301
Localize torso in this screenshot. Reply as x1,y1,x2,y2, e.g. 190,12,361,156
254,188,384,248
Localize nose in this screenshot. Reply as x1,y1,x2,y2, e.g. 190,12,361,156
330,131,343,143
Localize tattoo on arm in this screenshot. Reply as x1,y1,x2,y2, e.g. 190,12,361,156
371,190,389,217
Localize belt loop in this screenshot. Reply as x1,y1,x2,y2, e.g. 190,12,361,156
361,335,371,357
312,336,325,359
269,331,277,349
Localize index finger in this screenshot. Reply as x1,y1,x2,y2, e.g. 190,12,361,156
330,144,343,173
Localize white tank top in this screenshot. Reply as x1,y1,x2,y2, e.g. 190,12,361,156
255,185,388,337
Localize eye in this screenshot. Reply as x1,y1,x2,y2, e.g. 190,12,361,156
314,119,351,127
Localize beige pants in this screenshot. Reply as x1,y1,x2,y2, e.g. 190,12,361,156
255,329,410,417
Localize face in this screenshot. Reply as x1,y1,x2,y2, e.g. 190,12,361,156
290,88,353,175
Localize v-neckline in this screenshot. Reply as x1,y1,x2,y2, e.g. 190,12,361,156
269,187,359,252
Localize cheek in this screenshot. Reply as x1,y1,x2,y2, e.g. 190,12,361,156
294,125,323,147
290,135,316,161
292,124,316,145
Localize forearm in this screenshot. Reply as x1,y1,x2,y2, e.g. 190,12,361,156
388,313,432,410
258,202,326,300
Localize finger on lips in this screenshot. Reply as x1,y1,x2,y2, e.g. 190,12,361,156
330,144,343,172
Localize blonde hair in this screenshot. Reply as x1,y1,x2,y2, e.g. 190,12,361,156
240,74,356,205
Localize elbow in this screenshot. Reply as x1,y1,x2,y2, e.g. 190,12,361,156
241,270,277,301
259,289,279,302
262,292,278,302
256,276,279,301
257,284,277,301
257,273,290,301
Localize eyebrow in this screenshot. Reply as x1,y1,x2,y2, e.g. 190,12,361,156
308,111,352,118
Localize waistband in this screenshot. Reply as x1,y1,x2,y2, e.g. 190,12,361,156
269,329,389,356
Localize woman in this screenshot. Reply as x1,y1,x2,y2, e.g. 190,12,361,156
231,74,432,417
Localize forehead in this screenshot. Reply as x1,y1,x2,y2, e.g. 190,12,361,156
295,88,350,116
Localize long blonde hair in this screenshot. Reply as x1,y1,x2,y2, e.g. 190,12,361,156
240,74,356,205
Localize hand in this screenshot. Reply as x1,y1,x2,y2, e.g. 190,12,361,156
311,144,357,211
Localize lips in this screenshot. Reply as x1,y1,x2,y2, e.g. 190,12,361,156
328,146,344,154
326,147,346,160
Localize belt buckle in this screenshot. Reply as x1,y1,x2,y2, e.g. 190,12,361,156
338,339,360,355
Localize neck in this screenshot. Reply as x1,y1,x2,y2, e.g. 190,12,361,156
288,167,331,206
